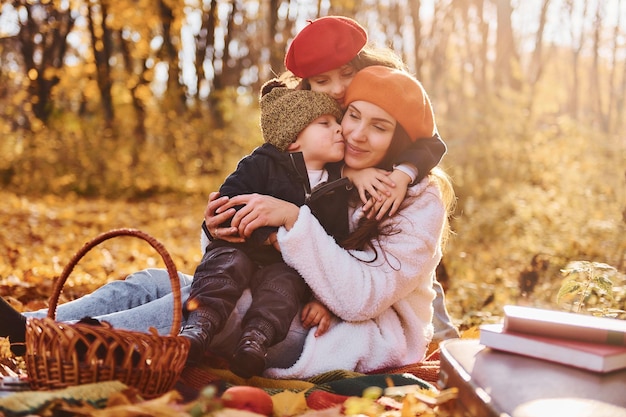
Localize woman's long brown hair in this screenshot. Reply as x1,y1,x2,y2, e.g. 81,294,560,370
340,125,413,253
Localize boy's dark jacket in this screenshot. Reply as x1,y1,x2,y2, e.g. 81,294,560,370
203,143,350,264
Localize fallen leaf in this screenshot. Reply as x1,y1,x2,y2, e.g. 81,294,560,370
272,390,308,417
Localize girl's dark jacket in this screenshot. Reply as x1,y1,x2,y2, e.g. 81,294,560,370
202,143,350,265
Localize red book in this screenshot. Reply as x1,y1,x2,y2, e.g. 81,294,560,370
503,305,626,346
479,323,626,373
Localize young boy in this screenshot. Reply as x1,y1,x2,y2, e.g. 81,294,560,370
181,80,348,378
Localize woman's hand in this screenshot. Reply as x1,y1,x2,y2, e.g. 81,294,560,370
203,192,245,243
301,299,333,337
221,193,300,237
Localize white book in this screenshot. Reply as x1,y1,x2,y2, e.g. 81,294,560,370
503,305,626,346
479,323,626,373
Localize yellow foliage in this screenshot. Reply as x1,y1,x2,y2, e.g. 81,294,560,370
0,191,204,310
440,99,626,328
272,390,308,417
90,390,188,417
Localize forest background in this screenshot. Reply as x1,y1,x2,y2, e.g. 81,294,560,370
0,0,625,332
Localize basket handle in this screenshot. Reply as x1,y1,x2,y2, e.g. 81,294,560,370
47,228,183,337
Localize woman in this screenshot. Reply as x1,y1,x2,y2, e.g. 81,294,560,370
207,65,455,377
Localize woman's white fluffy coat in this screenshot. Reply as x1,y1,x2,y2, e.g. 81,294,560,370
264,178,444,379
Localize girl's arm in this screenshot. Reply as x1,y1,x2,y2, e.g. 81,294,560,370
395,133,447,184
364,168,412,219
342,166,395,205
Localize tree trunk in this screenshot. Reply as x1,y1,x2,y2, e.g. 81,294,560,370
119,30,147,164
19,3,75,123
87,0,114,125
617,36,626,133
159,0,186,113
494,0,521,91
607,0,622,133
427,2,453,103
475,0,489,96
564,0,587,120
268,0,283,76
590,2,607,131
205,0,217,89
408,0,423,78
195,0,218,100
529,0,552,86
527,0,552,115
214,0,239,90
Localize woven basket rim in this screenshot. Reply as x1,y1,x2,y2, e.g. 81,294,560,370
46,228,183,336
25,228,190,398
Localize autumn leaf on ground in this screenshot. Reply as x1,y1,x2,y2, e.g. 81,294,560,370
272,390,308,417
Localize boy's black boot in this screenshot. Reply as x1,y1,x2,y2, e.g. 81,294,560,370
230,328,270,378
179,309,216,365
230,320,274,379
0,297,27,356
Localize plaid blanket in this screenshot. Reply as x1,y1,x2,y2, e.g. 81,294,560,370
0,380,128,416
0,353,441,416
176,351,441,410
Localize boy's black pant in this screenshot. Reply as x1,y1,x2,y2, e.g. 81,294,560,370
186,242,310,346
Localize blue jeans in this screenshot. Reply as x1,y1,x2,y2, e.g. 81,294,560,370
25,269,458,366
24,268,308,368
432,279,460,341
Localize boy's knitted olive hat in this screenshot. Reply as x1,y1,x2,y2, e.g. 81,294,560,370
260,79,343,152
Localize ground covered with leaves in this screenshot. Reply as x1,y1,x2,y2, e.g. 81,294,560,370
0,191,205,312
0,190,468,416
0,173,624,416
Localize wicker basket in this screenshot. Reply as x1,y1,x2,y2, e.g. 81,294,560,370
24,228,190,398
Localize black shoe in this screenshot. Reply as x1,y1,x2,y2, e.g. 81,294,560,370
179,311,215,364
230,328,269,379
0,297,26,356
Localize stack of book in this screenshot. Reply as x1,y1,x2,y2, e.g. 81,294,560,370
479,305,626,373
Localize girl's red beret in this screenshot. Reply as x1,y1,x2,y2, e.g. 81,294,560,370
285,16,368,79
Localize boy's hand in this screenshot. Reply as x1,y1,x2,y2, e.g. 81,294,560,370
365,169,411,220
264,231,280,251
301,300,333,337
343,166,396,205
